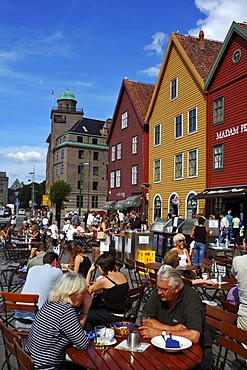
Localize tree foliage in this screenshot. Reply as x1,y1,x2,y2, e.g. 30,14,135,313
48,180,72,205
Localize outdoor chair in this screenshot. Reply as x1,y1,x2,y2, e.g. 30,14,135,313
122,284,145,324
14,338,35,370
0,320,21,370
125,258,138,288
220,299,239,314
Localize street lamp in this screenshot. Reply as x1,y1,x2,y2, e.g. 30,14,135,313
29,166,35,215
78,163,83,217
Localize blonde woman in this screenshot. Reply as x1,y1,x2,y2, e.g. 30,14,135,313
25,273,92,370
172,233,191,266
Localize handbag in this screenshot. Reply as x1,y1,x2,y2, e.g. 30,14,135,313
97,231,107,240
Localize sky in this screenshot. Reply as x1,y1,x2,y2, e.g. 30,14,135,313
0,0,246,187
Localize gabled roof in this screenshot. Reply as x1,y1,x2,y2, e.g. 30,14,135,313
107,79,154,143
205,21,247,90
68,117,105,136
146,32,222,121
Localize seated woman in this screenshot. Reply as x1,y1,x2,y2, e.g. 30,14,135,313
85,253,129,330
28,224,40,241
62,242,91,278
171,233,191,266
25,273,92,370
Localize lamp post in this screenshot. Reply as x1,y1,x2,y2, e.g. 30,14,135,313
78,163,83,217
86,149,91,211
29,166,35,215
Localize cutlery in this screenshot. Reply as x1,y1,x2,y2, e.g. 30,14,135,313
102,345,109,355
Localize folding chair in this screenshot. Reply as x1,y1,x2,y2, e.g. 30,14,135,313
0,291,39,332
125,258,138,288
214,256,232,278
220,299,239,314
122,285,145,324
0,320,21,370
14,338,35,370
218,322,247,369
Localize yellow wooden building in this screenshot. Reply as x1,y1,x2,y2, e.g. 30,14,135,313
146,31,222,224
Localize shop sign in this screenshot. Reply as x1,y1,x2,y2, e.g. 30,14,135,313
216,123,247,140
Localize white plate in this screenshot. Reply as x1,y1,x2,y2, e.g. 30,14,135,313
202,300,218,306
151,335,192,352
104,338,117,346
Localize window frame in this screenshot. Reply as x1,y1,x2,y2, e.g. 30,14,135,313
213,97,224,125
116,169,121,187
188,107,197,134
93,181,99,191
213,144,224,171
188,149,198,178
110,171,115,188
93,151,99,161
174,114,183,139
131,165,138,185
92,196,98,208
93,166,99,176
121,111,128,129
154,124,161,146
174,153,183,180
154,159,161,183
132,136,138,154
111,146,116,161
117,143,122,159
170,77,178,101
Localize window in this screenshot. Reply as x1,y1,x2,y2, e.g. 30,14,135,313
92,196,98,208
154,159,161,182
76,195,83,208
93,166,99,176
77,180,83,190
111,146,116,161
56,151,59,161
92,138,98,145
61,149,64,159
117,143,122,159
110,171,115,188
55,166,58,176
132,165,138,185
188,108,197,134
213,97,224,124
60,164,64,174
188,149,198,177
154,125,161,146
175,114,183,138
78,165,84,174
175,153,183,179
116,170,121,187
122,111,128,129
213,144,223,170
78,150,84,159
77,136,83,143
93,152,99,161
63,136,66,142
170,77,178,100
132,136,137,154
93,181,98,191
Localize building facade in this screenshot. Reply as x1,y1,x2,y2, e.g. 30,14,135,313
146,31,222,224
46,89,111,214
196,22,247,220
0,172,8,206
106,79,154,214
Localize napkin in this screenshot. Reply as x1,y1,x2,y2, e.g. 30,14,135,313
115,339,150,353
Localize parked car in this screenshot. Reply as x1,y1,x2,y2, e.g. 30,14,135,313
18,208,26,216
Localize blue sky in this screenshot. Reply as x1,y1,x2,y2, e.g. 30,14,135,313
0,0,246,186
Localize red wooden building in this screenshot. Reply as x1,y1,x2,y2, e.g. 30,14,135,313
196,22,247,221
105,79,154,214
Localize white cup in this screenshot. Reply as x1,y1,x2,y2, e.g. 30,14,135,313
105,328,114,341
202,273,208,280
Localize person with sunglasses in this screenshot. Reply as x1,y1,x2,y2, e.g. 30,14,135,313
171,233,191,266
140,265,213,370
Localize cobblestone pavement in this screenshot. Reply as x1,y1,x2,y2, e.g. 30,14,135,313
0,250,245,369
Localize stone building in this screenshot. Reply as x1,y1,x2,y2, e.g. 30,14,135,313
0,172,8,206
46,89,111,214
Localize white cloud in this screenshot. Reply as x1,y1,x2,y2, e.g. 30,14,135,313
189,0,247,40
3,151,45,163
139,64,162,78
144,32,168,56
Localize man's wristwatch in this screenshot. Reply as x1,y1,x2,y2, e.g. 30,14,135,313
162,330,166,336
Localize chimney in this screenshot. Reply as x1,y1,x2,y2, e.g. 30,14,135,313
198,30,205,49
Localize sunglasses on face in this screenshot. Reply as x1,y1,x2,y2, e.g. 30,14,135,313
178,239,184,242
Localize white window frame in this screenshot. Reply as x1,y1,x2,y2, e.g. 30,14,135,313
213,97,224,125
110,171,115,188
121,111,128,129
116,170,121,187
132,136,138,154
117,143,122,159
213,144,224,170
154,159,161,183
188,107,197,134
154,124,161,146
111,145,116,161
174,114,183,139
174,153,183,180
188,149,198,178
132,165,138,185
170,77,178,101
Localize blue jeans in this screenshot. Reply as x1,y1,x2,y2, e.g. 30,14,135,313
193,242,206,266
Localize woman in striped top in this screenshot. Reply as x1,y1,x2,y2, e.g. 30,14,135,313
25,273,92,370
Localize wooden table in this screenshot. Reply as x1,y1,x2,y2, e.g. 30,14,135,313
67,336,203,370
175,265,196,272
144,263,195,273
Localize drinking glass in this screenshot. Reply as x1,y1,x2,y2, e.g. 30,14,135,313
94,326,106,348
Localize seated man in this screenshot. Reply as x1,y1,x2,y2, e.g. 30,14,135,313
140,266,213,369
15,252,63,328
27,244,47,271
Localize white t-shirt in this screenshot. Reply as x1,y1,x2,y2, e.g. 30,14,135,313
66,227,77,241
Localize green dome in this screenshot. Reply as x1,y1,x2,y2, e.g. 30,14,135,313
57,89,77,102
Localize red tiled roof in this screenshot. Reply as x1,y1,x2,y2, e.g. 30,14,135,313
124,80,155,122
239,22,247,30
176,33,222,81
